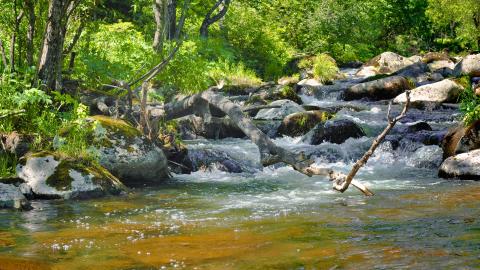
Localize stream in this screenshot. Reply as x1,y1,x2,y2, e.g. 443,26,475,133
1,69,480,269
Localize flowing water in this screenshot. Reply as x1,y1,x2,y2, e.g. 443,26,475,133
1,70,480,269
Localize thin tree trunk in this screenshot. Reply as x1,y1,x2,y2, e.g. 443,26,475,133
166,0,177,40
152,0,167,52
10,8,25,71
25,0,36,67
0,39,8,70
200,0,231,38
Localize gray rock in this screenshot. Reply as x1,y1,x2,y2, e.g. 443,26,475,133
394,79,463,106
302,119,366,145
453,54,480,77
16,152,126,199
428,60,455,72
278,110,332,137
91,116,170,187
0,183,30,210
345,76,411,101
441,120,480,159
364,52,414,74
187,149,259,173
439,149,480,180
177,115,245,140
254,100,305,120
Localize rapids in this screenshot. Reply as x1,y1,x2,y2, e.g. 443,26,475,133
1,69,479,269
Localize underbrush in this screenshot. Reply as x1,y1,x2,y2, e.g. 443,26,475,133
298,53,339,83
459,83,480,125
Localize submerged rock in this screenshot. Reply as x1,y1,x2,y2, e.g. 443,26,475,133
16,152,126,199
254,100,305,120
393,79,463,107
278,110,332,137
92,116,169,187
439,149,480,180
344,76,411,101
302,119,365,145
453,54,480,77
0,183,30,210
441,120,480,159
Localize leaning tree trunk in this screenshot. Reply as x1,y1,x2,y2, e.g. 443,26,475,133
199,0,231,38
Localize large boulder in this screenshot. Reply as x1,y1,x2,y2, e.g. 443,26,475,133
441,120,480,159
247,85,302,105
439,149,480,180
301,119,366,145
278,110,332,137
453,54,480,77
363,52,414,74
428,60,455,72
16,152,126,199
254,100,305,120
393,79,463,107
0,183,30,210
176,115,245,140
91,116,170,187
422,52,452,64
344,76,411,101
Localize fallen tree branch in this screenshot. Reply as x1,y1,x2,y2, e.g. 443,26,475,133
331,90,411,194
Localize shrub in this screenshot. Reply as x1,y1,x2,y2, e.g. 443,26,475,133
460,84,480,125
299,53,339,83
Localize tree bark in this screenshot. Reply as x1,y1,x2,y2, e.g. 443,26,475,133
200,0,231,38
152,0,168,52
25,0,36,67
38,0,79,90
9,5,25,71
166,0,177,40
0,39,8,70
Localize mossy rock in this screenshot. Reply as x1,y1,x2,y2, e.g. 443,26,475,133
278,111,334,137
91,115,141,139
16,152,126,200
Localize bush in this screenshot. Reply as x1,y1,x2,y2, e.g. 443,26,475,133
299,54,339,83
460,84,480,125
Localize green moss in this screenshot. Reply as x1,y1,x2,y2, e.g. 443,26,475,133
454,75,471,89
91,115,141,138
46,160,74,191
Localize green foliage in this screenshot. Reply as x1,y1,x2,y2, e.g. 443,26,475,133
460,84,480,125
299,54,339,83
0,153,17,178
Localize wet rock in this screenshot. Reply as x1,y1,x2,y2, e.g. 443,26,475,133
297,79,323,87
439,149,480,180
278,110,332,137
356,66,378,77
393,79,463,107
254,100,305,120
386,130,446,148
177,115,245,140
186,149,257,173
16,152,126,199
453,54,480,77
344,76,411,101
0,183,30,210
363,52,414,74
91,116,169,187
393,62,429,81
254,120,281,138
301,119,366,145
340,61,363,69
441,120,480,159
393,122,432,134
247,85,302,105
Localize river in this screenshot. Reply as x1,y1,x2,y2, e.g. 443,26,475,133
1,69,480,269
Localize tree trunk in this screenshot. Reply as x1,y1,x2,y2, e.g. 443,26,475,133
152,0,167,52
200,0,231,38
25,0,36,67
9,6,24,71
166,0,177,40
0,39,8,70
38,0,78,90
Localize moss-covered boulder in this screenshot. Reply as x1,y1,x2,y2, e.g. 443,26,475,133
16,152,126,199
91,116,169,187
254,100,305,120
278,111,333,137
0,183,30,210
247,85,303,105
